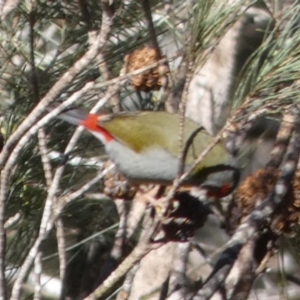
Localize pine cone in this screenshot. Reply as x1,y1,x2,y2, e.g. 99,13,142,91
275,169,300,235
121,46,169,92
228,168,300,235
103,161,137,200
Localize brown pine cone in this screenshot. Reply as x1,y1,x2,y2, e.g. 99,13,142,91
103,161,137,200
227,168,300,236
121,46,169,92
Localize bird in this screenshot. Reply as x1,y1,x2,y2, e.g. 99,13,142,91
54,106,240,198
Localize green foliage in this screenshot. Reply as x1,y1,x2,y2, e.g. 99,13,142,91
234,3,300,113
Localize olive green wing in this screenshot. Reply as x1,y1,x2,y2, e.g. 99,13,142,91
100,111,231,168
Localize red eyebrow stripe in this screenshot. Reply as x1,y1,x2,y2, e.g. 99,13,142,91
79,114,113,142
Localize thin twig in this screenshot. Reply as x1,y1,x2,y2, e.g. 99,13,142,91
3,213,20,229
87,0,122,112
116,263,140,300
38,128,67,291
224,238,257,300
167,242,191,299
142,0,161,55
98,199,130,282
30,2,44,295
267,113,295,168
33,252,42,300
38,129,53,188
55,218,66,293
